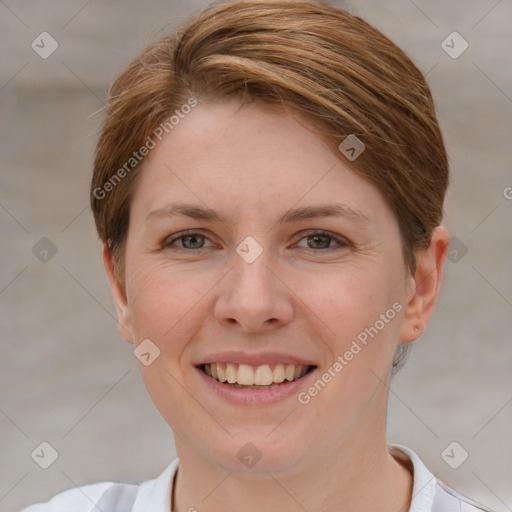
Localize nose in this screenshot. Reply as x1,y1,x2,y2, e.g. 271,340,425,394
214,248,294,333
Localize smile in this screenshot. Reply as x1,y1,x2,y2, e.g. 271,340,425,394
200,362,316,389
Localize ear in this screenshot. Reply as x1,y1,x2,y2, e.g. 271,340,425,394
102,245,135,344
399,226,450,343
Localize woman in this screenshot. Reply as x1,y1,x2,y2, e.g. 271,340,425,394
22,1,495,511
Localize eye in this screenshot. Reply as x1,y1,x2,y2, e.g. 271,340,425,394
161,229,349,253
162,231,213,250
295,230,349,251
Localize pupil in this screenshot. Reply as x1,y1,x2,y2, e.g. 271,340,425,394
309,234,329,249
184,235,203,248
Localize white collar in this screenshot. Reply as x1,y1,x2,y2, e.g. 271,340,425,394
131,457,178,512
389,443,437,512
130,444,487,512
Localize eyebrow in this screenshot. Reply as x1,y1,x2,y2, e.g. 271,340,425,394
145,201,369,225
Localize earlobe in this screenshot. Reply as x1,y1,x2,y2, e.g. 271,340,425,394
399,226,450,343
102,246,135,344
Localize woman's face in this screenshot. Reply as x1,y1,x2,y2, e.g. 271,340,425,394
108,98,424,474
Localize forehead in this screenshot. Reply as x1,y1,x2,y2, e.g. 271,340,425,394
164,98,333,168
130,98,392,227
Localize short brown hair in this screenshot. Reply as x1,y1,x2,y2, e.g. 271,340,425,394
91,0,449,371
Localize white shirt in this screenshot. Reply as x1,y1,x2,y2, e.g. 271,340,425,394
21,444,494,512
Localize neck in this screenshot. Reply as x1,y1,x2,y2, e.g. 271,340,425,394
171,419,413,512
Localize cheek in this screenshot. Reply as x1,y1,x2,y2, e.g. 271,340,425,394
299,264,395,340
125,260,207,351
125,262,208,421
296,268,404,418
297,261,406,403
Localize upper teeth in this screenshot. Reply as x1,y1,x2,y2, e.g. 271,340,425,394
203,363,310,386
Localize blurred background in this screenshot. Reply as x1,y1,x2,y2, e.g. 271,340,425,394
1,1,511,511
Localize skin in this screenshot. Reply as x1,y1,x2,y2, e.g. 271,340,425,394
103,97,449,512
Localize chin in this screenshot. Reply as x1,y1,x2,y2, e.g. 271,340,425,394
200,427,310,476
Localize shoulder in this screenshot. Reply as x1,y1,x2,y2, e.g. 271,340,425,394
388,444,498,512
20,481,139,512
20,459,180,512
434,480,498,512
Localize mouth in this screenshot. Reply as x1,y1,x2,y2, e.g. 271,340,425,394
197,362,317,390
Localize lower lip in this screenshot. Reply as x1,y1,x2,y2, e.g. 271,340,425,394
195,366,317,406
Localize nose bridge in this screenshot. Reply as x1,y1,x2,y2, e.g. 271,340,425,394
214,238,293,331
232,240,277,304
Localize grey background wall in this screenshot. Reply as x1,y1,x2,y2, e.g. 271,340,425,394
1,1,511,511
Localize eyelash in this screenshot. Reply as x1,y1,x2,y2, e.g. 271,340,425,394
161,229,350,253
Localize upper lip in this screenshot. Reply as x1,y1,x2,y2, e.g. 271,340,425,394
194,351,318,367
